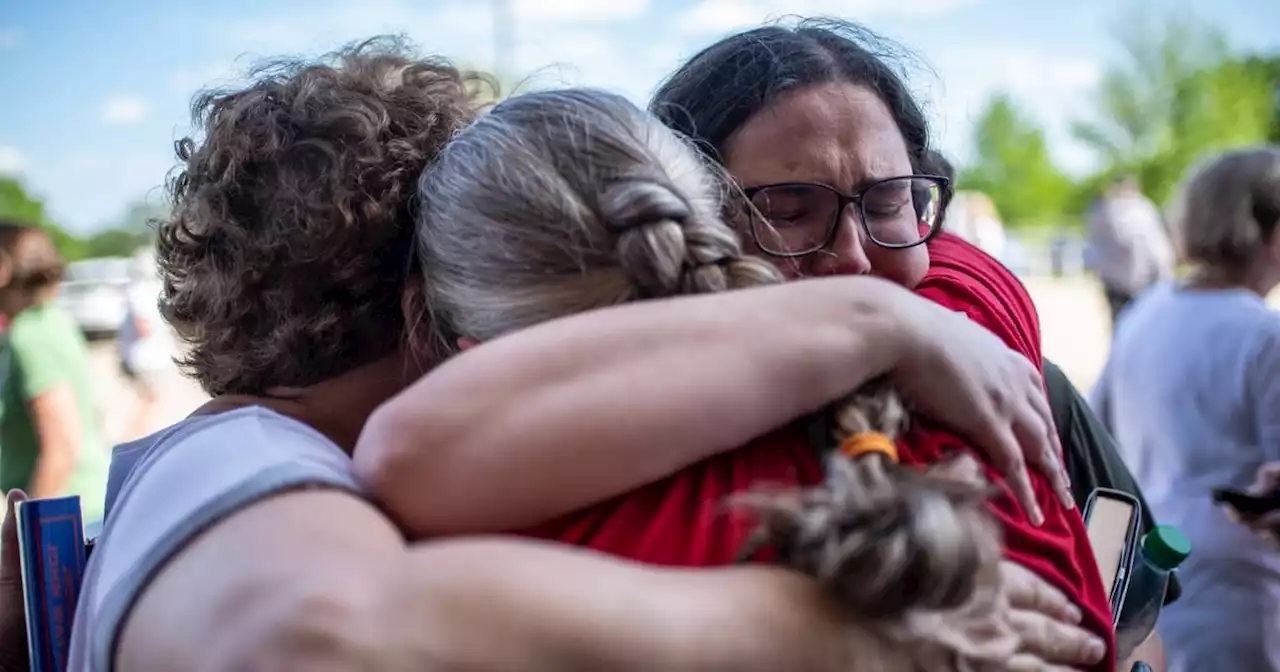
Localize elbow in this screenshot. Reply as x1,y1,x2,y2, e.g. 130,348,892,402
352,404,461,538
352,403,413,496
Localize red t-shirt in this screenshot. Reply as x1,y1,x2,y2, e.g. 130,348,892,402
915,234,1115,667
521,232,1113,669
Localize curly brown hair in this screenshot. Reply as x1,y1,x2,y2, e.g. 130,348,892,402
156,36,492,396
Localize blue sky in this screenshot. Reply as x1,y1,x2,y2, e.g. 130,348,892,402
1,0,1276,233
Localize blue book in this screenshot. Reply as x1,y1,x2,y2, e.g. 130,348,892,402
16,496,87,672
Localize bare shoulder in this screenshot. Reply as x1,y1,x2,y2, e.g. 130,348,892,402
117,489,403,671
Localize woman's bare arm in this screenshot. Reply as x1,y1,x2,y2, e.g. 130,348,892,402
355,276,909,536
27,385,82,498
118,489,906,672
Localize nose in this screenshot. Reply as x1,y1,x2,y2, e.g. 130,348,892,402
810,206,873,277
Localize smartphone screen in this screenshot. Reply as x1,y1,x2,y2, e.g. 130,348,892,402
1085,495,1138,612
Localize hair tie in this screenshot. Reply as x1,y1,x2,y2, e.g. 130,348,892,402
839,431,899,463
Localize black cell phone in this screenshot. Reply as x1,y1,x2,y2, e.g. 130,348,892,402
1082,488,1143,619
1212,487,1280,517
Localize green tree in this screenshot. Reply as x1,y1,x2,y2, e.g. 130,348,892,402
85,228,146,258
1072,14,1277,205
85,198,167,258
0,177,90,260
1240,54,1280,142
957,94,1075,228
0,178,47,224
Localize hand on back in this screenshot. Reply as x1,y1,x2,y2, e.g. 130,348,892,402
887,296,1072,525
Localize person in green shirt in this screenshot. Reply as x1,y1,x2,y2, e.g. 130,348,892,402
0,221,107,523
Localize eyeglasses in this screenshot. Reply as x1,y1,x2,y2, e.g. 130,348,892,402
742,175,950,258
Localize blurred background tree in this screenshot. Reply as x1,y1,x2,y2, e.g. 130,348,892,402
0,177,90,259
0,177,160,261
958,8,1278,230
85,199,163,258
958,95,1075,229
1068,13,1276,206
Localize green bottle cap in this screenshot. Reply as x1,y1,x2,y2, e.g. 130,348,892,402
1141,525,1191,570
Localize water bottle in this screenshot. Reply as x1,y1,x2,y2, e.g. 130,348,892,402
1114,524,1191,660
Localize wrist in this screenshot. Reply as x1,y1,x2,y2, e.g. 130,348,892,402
826,277,914,388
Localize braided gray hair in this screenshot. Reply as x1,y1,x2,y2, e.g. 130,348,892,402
413,87,1005,659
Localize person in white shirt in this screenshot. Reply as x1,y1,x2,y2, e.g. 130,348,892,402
1090,146,1280,671
1086,175,1177,330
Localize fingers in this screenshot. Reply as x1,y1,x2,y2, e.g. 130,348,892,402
0,490,25,582
1011,391,1073,514
1008,607,1107,668
998,560,1080,624
983,418,1044,527
1018,360,1070,509
1250,462,1280,494
1246,511,1280,547
1002,561,1082,625
1001,561,1104,670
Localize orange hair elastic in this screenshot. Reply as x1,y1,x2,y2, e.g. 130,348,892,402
839,431,899,463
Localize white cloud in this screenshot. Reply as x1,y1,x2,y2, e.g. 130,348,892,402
100,95,151,125
677,0,981,35
0,28,20,51
0,147,23,176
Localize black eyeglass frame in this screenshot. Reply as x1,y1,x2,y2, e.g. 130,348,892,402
741,174,952,258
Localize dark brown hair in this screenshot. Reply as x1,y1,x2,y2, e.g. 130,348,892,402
650,18,932,173
0,221,65,295
415,89,1003,640
156,36,492,396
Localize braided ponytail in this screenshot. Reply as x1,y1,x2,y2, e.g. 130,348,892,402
733,380,1003,620
556,93,1004,632
415,88,1005,650
600,178,781,296
601,151,1003,638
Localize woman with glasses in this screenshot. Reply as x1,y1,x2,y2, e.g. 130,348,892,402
740,176,947,259
648,23,1116,669
359,18,1115,672
357,83,1076,669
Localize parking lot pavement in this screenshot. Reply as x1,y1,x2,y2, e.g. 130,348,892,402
1023,276,1113,393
